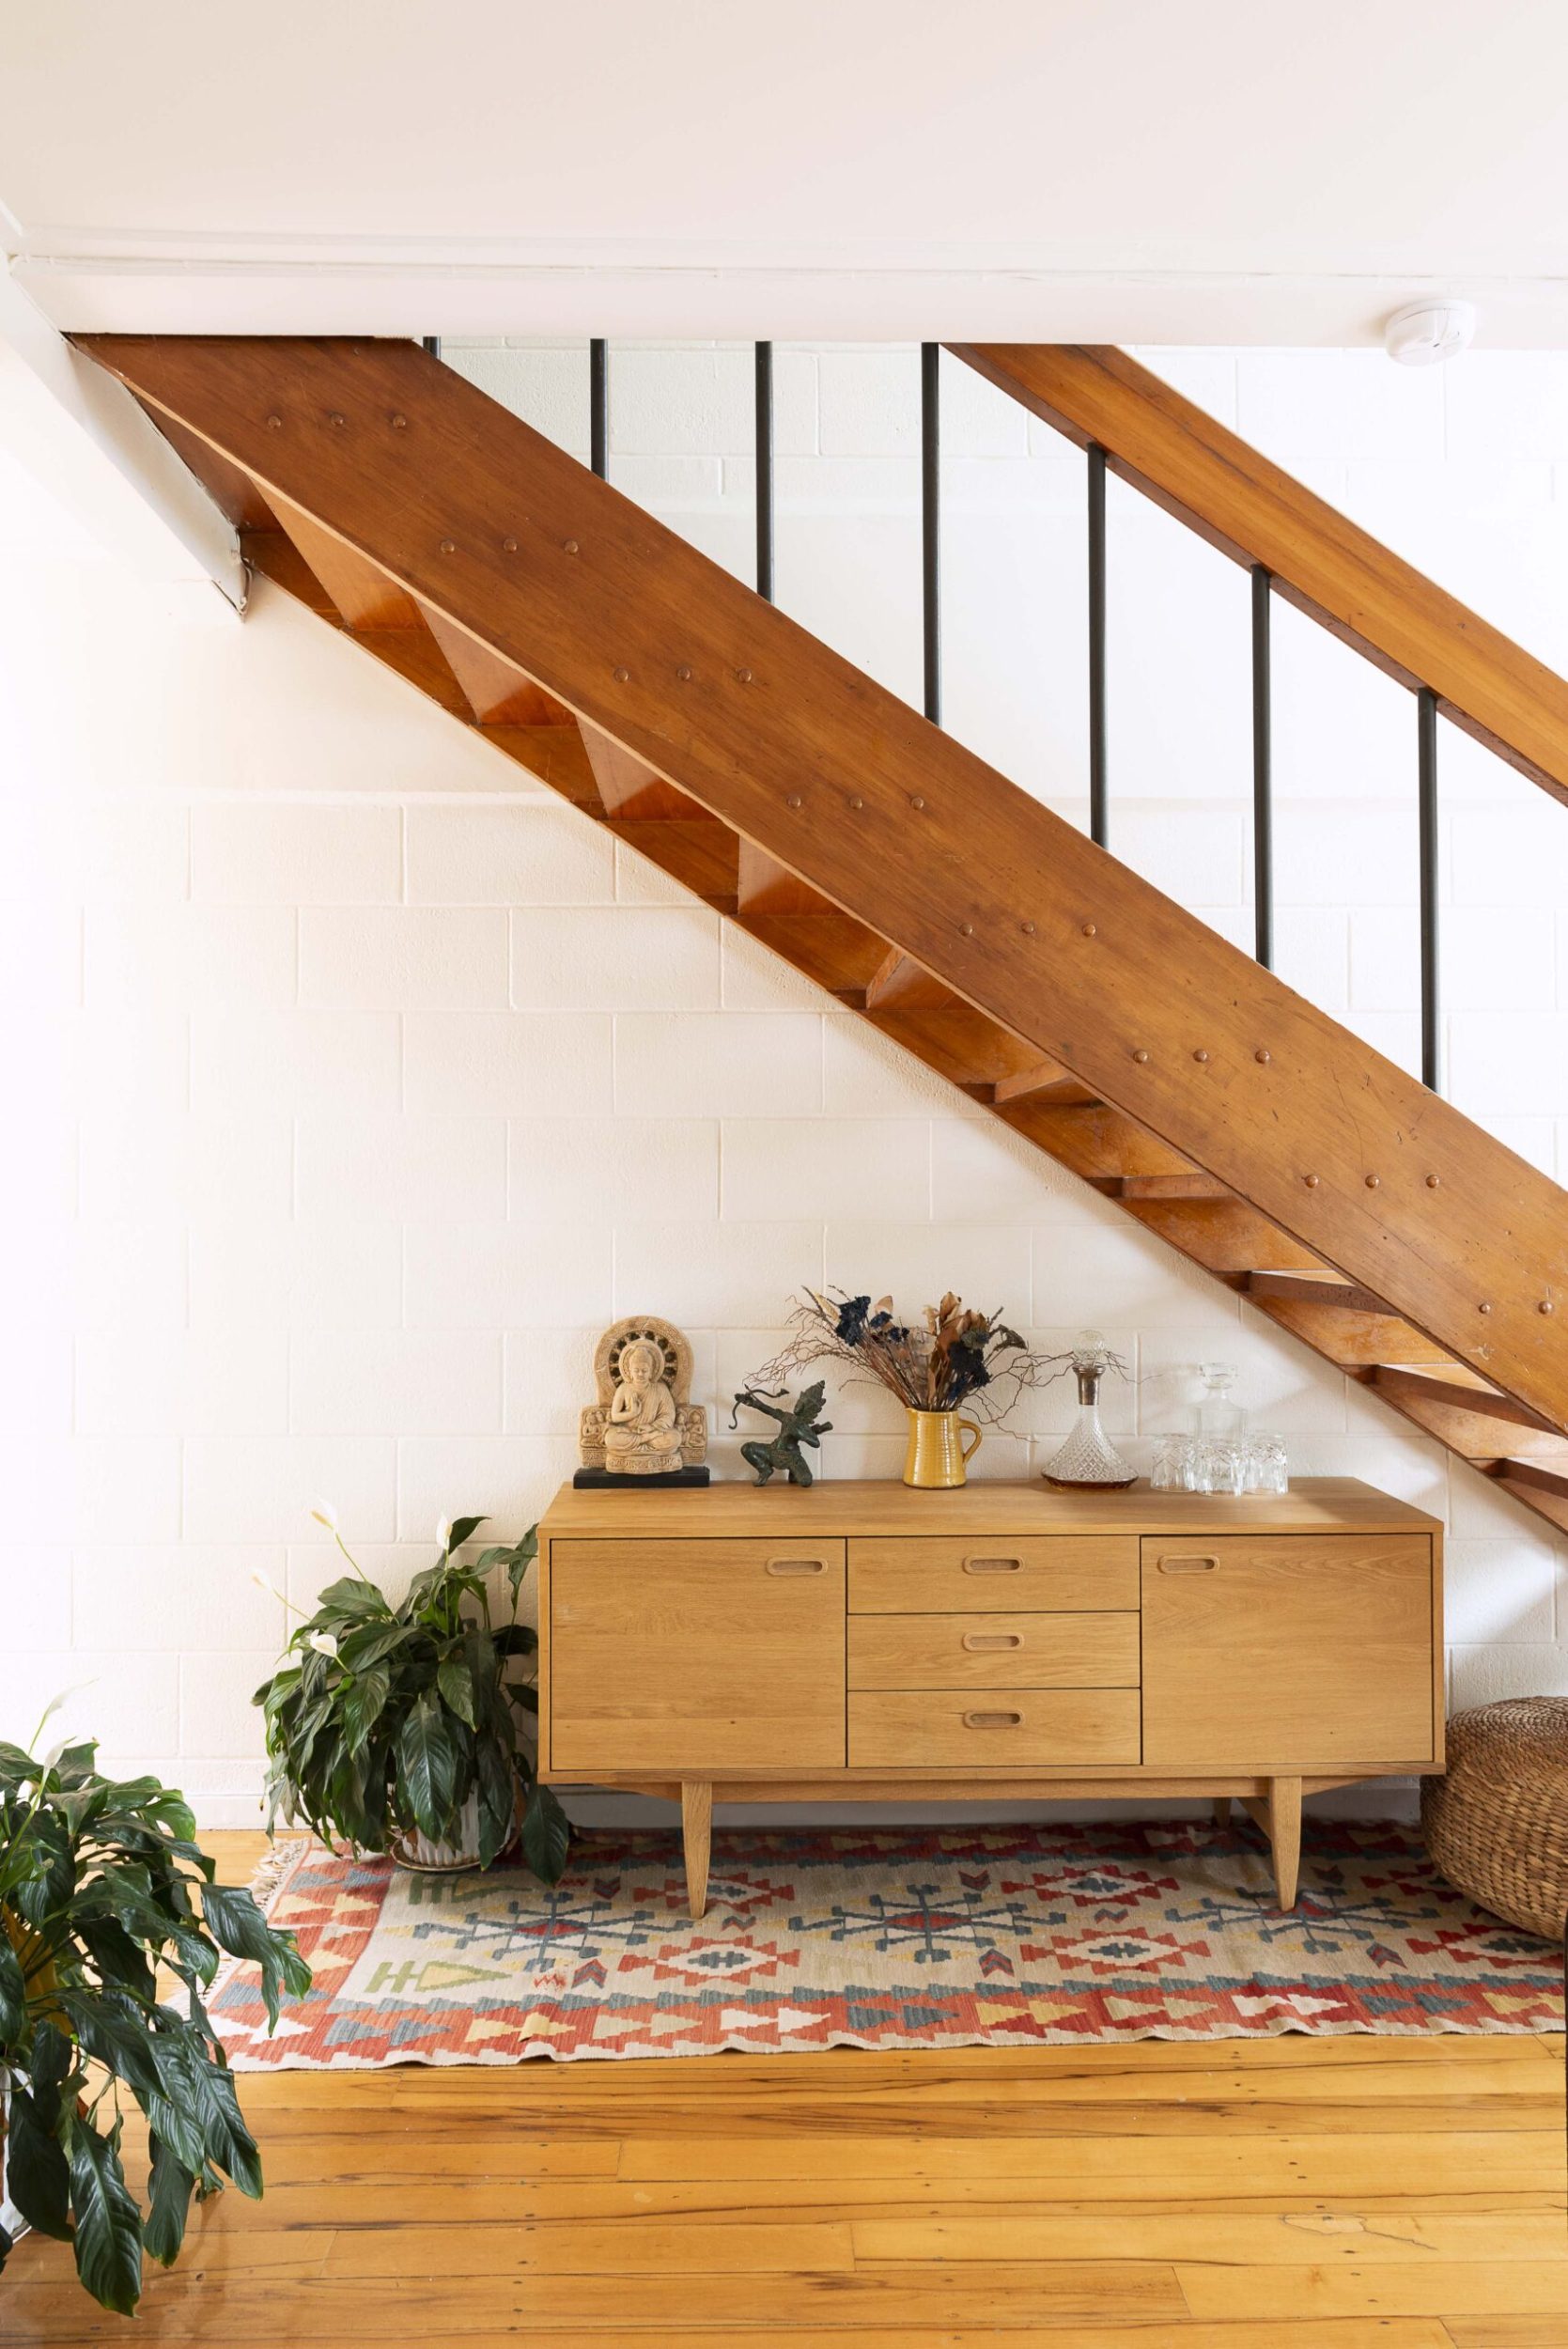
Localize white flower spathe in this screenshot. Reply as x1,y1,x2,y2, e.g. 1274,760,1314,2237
28,1680,98,1754
306,1630,339,1658
437,1517,453,1552
251,1566,287,1604
308,1498,340,1532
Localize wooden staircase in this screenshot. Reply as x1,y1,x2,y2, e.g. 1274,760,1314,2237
79,333,1568,1535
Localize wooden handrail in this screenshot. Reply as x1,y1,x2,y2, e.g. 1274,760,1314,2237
951,343,1568,813
77,334,1568,1436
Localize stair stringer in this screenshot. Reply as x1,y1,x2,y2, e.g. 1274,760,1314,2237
74,332,1568,1514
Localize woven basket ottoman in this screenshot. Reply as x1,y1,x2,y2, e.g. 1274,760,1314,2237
1421,1697,1568,1940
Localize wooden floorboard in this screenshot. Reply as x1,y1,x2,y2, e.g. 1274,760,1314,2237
5,1832,1561,2343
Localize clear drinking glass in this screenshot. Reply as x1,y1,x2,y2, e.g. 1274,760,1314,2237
1151,1435,1188,1490
1249,1432,1288,1494
1199,1437,1246,1496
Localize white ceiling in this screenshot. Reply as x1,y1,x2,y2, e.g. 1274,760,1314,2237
5,0,1568,342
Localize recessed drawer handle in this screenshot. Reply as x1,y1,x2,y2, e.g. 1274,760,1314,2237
1159,1554,1219,1573
767,1557,826,1576
963,1556,1022,1574
964,1709,1023,1729
962,1631,1022,1651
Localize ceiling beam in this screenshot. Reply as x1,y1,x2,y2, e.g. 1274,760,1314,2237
21,255,1568,349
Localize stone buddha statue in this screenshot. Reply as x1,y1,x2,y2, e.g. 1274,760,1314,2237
577,1316,709,1484
605,1336,683,1466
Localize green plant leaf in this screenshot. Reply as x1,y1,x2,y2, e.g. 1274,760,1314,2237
28,2016,73,2103
520,1781,572,1885
143,2132,197,2268
400,1560,456,1619
54,1986,163,2102
7,2086,72,2240
436,1647,478,1729
505,1526,539,1611
341,1661,391,1753
336,1621,408,1673
201,1884,312,2031
492,1624,538,1657
445,1514,488,1552
474,1736,516,1869
397,1693,458,1843
150,2025,264,2198
0,1927,25,2037
68,2114,145,2315
311,1576,393,1623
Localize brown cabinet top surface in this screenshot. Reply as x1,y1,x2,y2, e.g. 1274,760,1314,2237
540,1476,1440,1539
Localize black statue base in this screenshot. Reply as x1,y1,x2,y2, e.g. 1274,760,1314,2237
572,1465,712,1489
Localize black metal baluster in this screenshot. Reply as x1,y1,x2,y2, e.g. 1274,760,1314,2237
755,341,775,602
1087,443,1109,846
1251,564,1274,968
1419,686,1441,1091
922,341,941,724
590,339,609,479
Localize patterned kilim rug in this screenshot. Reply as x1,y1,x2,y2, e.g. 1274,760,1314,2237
212,1821,1562,2067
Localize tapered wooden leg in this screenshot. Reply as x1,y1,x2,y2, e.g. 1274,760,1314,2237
1212,1796,1233,1830
1267,1774,1303,1910
681,1780,712,1921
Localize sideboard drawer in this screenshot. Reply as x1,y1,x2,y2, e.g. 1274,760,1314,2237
849,1688,1141,1768
551,1537,846,1774
848,1610,1140,1690
848,1536,1139,1613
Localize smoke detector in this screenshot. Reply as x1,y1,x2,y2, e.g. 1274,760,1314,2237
1384,300,1477,366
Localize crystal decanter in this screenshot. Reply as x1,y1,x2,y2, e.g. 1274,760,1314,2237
1198,1361,1245,1439
1042,1329,1136,1490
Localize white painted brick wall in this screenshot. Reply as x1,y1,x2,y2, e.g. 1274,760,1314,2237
7,339,1568,1826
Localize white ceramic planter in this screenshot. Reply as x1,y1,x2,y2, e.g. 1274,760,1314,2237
0,2064,26,2250
389,1793,486,1875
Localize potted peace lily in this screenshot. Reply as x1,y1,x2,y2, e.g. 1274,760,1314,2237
0,1712,309,2314
254,1508,569,1881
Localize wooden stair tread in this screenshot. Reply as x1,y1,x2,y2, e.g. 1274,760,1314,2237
867,1004,1067,1090
417,602,573,726
735,842,839,918
604,817,739,908
270,495,424,631
1368,1362,1559,1435
244,525,340,617
578,723,706,821
1488,1456,1568,1499
990,1058,1102,1109
864,947,959,1013
479,723,602,806
738,911,892,994
1246,1270,1395,1316
1089,1173,1231,1202
1485,1457,1568,1534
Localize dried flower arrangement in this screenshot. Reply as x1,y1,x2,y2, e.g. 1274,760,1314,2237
752,1288,1083,1423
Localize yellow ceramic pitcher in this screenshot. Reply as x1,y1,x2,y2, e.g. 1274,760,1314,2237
903,1408,984,1488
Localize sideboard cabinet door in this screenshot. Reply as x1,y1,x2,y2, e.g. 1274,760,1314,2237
550,1538,847,1774
1141,1534,1436,1770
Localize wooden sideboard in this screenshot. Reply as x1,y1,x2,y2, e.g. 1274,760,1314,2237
536,1477,1443,1916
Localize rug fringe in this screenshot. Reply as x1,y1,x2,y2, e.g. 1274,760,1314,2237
241,1833,316,1915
